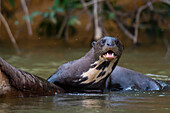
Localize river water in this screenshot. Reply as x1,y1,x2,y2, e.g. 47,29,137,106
0,46,170,113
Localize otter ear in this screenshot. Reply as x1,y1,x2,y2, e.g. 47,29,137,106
122,45,124,50
91,41,96,47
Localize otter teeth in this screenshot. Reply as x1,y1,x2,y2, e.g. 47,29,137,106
106,53,114,57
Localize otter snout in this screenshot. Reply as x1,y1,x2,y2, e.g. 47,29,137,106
103,37,123,59
93,36,123,61
105,37,119,48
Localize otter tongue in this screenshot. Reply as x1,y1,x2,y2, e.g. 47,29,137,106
105,52,114,58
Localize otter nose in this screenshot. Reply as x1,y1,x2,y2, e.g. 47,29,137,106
106,43,113,46
104,36,119,47
106,40,116,47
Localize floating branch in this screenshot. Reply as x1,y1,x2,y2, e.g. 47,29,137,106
0,57,64,97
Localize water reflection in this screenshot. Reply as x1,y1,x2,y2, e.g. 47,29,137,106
0,90,170,113
146,73,170,80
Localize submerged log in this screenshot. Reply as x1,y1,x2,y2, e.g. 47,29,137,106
0,57,65,97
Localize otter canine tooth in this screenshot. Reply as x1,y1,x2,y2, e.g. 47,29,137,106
107,53,109,56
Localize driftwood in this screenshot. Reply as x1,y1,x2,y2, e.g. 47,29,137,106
0,57,65,97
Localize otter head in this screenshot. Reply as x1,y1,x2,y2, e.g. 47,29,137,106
92,36,123,62
78,36,123,88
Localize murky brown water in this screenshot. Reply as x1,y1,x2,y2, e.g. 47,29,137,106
0,45,170,113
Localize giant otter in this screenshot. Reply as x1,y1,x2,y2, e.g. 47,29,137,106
48,36,162,93
106,66,162,91
0,36,163,97
48,36,124,93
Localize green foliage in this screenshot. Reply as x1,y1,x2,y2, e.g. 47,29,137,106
139,3,169,39
8,0,15,7
108,12,115,19
23,11,42,23
22,0,169,41
154,3,170,18
50,0,65,13
28,0,81,37
68,16,81,26
2,0,16,18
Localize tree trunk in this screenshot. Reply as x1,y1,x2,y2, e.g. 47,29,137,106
0,57,65,98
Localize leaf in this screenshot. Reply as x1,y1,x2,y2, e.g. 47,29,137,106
50,18,57,24
22,16,32,23
30,11,42,17
55,7,65,13
68,16,81,26
50,11,55,18
8,0,15,7
43,12,49,18
51,0,60,9
14,20,19,25
63,0,69,6
22,11,42,23
76,4,82,8
108,12,115,19
49,11,57,23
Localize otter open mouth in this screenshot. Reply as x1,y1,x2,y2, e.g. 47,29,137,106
103,50,116,60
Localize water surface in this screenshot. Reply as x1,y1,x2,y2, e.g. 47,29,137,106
0,46,170,113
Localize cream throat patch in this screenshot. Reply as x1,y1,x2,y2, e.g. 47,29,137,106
78,56,117,84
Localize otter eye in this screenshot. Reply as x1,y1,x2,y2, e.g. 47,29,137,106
92,41,96,46
100,39,106,45
115,39,119,45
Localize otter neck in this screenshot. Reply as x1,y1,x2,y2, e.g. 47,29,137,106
77,47,118,85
